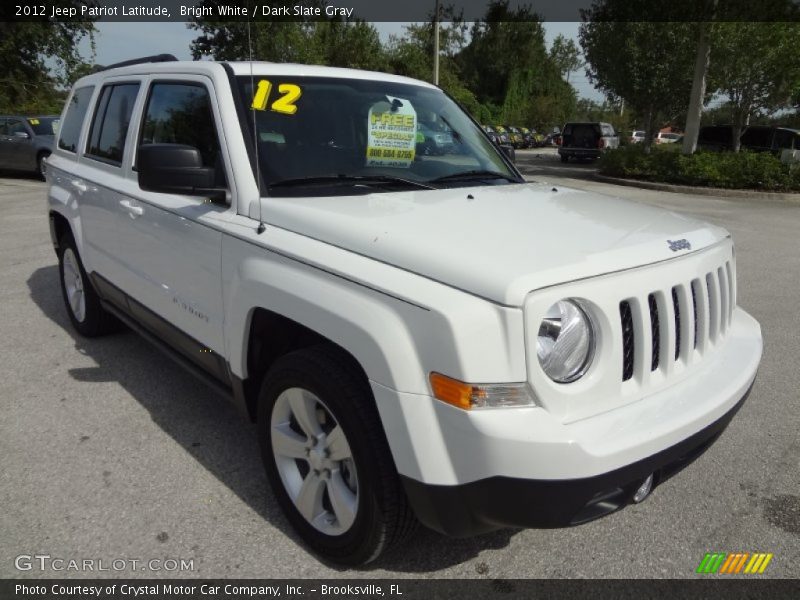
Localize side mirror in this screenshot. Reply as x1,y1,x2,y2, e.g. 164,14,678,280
138,144,226,201
500,143,516,163
13,131,30,140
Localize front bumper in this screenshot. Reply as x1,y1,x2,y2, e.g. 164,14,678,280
372,308,761,536
401,382,752,535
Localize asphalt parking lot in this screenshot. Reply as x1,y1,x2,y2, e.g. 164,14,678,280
1,165,798,579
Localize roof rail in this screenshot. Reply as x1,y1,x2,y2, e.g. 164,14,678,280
94,54,178,73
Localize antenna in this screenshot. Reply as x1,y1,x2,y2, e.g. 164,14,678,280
247,11,266,234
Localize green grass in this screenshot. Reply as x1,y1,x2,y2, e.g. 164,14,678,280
598,145,800,192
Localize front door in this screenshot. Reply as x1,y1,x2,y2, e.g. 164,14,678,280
3,118,34,170
112,77,231,370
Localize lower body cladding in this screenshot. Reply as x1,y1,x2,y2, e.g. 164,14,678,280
373,308,761,536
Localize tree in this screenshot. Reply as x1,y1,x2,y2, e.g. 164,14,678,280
308,20,387,71
385,9,487,117
0,2,96,113
189,1,385,70
549,34,582,83
579,15,695,152
385,7,468,83
709,22,800,151
457,1,576,128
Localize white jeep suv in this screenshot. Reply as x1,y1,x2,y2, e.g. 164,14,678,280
47,56,762,565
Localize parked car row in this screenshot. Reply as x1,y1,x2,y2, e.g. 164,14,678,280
481,124,547,149
626,125,799,155
629,130,684,144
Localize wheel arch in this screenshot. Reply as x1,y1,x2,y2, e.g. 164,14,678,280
237,307,373,422
49,209,72,252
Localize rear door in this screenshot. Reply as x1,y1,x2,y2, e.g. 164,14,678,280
564,123,600,149
77,80,143,279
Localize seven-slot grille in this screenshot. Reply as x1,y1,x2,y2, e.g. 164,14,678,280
619,260,735,382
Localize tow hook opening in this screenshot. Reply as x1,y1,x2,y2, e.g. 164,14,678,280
632,473,655,503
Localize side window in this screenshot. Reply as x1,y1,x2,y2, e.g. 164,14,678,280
6,120,28,136
58,86,94,152
740,127,771,149
139,82,222,172
773,129,794,150
86,83,140,165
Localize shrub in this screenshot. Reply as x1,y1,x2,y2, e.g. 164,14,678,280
598,145,800,192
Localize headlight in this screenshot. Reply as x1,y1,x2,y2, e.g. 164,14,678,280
537,299,595,383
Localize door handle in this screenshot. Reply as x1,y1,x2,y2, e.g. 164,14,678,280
71,180,88,193
119,199,144,217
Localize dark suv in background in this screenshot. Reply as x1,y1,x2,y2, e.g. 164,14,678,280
0,115,60,178
697,125,800,154
558,122,619,162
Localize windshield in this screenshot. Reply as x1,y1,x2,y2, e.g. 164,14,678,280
27,117,60,135
237,76,516,195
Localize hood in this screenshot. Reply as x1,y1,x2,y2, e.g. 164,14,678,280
260,182,728,306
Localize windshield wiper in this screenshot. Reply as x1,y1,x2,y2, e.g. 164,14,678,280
268,174,437,190
430,170,520,184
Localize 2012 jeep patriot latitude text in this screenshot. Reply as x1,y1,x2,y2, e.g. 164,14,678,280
47,57,762,565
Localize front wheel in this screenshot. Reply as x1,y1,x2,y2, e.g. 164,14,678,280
257,345,416,565
560,154,569,163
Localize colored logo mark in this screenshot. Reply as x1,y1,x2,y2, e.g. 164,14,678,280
696,552,773,574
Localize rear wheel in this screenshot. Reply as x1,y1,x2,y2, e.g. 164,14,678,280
257,345,416,565
560,154,569,163
58,233,118,337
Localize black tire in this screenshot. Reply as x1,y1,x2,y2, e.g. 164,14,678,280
560,154,569,163
257,345,417,565
57,232,118,337
37,152,49,180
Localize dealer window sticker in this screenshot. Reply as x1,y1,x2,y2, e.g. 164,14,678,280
366,97,417,168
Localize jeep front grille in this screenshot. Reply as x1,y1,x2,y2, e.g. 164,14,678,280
648,293,660,371
618,260,734,382
620,301,634,381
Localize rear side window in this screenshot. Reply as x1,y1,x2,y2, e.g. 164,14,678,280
58,86,94,152
740,127,772,149
773,129,796,150
86,83,140,165
139,82,221,169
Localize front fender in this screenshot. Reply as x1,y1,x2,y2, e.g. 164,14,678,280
221,231,527,395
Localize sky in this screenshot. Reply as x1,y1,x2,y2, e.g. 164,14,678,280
77,21,605,101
